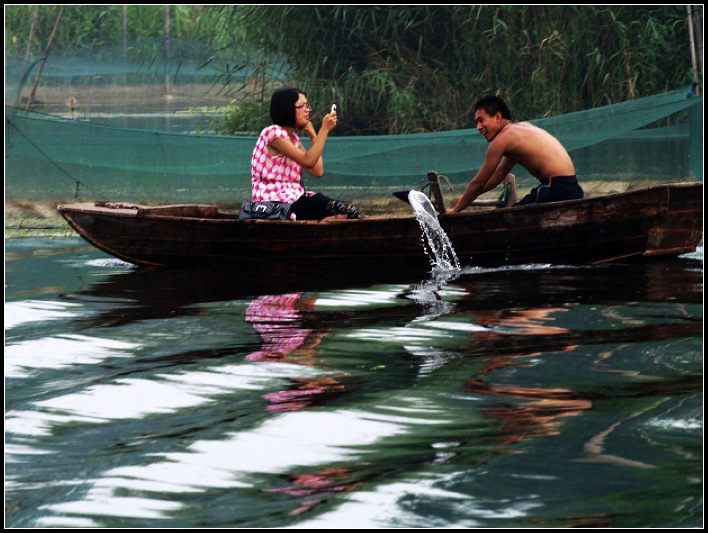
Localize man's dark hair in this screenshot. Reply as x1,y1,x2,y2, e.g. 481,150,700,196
473,95,513,121
270,87,304,127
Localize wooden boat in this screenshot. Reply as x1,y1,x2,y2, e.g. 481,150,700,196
57,178,703,269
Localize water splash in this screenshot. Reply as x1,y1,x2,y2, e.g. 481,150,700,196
408,190,460,271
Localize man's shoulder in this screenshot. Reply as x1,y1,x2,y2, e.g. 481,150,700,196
508,121,551,140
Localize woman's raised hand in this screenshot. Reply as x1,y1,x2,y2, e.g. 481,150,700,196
322,111,338,131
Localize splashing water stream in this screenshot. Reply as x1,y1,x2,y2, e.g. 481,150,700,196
408,190,460,271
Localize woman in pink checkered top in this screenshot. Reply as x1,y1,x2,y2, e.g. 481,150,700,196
251,88,360,220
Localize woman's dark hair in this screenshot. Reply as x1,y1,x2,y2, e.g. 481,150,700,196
270,87,304,127
473,95,513,121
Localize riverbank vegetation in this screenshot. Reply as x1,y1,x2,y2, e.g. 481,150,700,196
5,5,698,134
215,6,696,134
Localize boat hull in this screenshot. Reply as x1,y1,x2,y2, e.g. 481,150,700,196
57,183,703,268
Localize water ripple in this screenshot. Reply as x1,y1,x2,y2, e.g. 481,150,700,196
6,361,332,437
37,409,410,522
4,300,81,330
4,334,137,379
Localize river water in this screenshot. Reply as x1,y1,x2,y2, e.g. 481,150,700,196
4,235,703,528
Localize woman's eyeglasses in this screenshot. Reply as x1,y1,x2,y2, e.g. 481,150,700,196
294,104,312,111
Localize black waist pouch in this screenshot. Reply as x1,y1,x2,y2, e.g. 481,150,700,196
239,201,292,221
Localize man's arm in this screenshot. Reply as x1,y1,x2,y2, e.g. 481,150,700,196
480,157,515,195
447,147,514,214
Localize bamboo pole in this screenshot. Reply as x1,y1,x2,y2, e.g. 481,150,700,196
692,6,703,92
686,5,703,96
26,5,65,110
164,4,171,96
24,6,39,65
122,5,128,63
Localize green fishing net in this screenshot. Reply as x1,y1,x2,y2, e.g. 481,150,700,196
5,46,702,205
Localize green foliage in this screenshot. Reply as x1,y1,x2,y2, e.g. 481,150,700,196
4,5,696,135
4,5,218,54
213,100,270,135
212,5,694,134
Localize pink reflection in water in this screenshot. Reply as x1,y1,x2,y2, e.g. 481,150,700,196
245,293,346,413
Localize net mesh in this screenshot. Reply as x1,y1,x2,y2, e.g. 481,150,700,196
5,44,703,206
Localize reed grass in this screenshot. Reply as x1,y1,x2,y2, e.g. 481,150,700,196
5,5,696,135
215,5,694,134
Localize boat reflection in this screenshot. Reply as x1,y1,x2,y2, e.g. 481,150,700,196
63,261,429,329
62,257,702,332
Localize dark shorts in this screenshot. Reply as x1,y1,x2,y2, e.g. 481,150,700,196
291,192,360,220
514,175,584,206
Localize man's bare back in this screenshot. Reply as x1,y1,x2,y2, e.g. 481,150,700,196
495,122,575,180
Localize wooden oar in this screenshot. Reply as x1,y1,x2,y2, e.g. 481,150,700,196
393,171,450,215
395,172,518,211
393,190,412,203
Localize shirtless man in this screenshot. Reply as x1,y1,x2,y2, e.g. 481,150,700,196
447,95,583,214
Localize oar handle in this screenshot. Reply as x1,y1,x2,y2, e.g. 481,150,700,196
426,171,448,215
